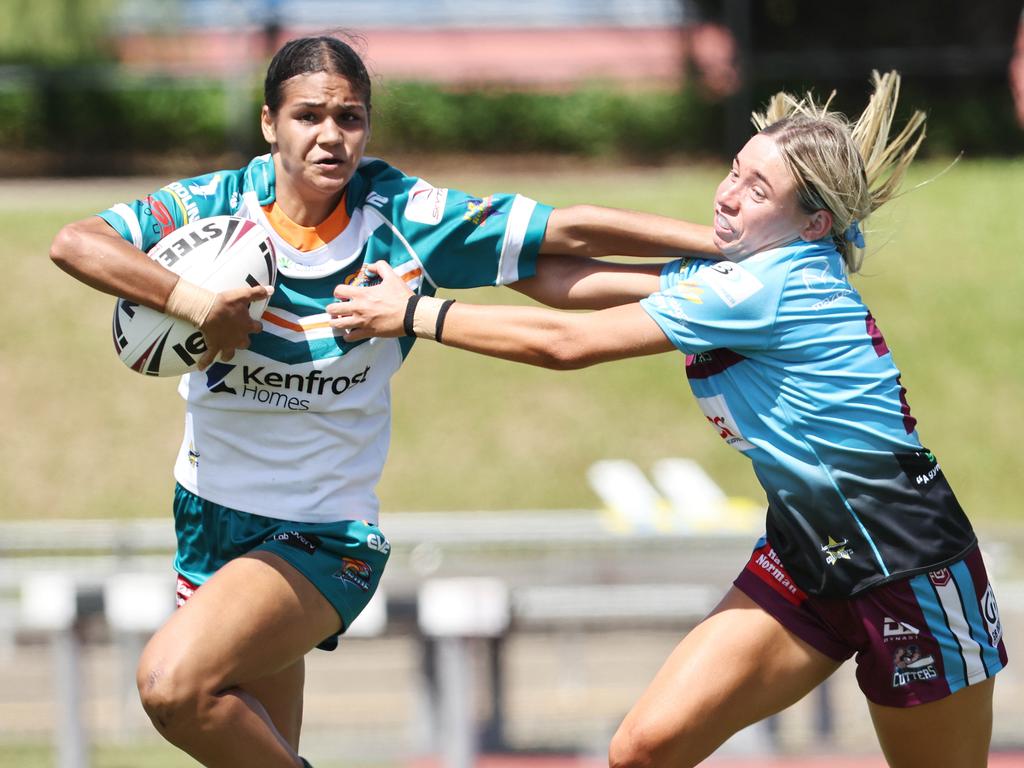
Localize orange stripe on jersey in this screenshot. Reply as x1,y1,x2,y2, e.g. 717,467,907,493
262,312,335,333
401,267,422,282
262,194,350,252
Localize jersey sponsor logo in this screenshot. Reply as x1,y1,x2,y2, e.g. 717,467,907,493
404,180,448,225
193,363,372,411
187,174,221,197
981,584,1003,647
883,617,920,639
365,191,389,208
333,557,372,591
695,394,755,451
465,195,501,226
928,568,951,587
699,261,763,307
266,530,322,555
821,536,854,566
891,644,938,687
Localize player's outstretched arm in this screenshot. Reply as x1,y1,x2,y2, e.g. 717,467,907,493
329,261,674,369
541,205,717,260
515,205,717,309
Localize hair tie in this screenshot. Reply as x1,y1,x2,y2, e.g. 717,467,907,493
844,220,865,249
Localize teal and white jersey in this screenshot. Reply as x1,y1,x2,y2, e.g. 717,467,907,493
641,241,975,597
99,155,552,524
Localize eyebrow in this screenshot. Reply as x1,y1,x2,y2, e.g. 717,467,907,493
292,100,366,110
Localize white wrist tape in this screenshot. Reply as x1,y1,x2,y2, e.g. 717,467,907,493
165,278,217,328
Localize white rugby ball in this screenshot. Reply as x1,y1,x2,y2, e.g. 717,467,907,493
112,216,277,376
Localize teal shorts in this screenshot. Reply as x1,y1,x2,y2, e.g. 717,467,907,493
172,484,390,651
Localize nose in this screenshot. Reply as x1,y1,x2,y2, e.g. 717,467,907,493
716,177,740,213
318,117,343,145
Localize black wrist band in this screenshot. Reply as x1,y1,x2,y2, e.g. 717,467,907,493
403,294,421,337
434,299,456,344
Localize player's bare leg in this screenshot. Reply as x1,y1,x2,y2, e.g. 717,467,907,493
608,586,840,768
242,659,305,751
136,551,339,767
868,676,994,767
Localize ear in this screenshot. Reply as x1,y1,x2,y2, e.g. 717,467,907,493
260,105,276,145
800,209,833,242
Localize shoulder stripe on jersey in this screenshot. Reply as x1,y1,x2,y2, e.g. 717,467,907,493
362,206,438,290
498,195,537,285
110,203,143,249
261,307,339,344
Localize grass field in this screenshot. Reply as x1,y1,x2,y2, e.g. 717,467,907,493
1,157,1022,523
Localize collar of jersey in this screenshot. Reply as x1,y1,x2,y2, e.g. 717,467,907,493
261,193,351,252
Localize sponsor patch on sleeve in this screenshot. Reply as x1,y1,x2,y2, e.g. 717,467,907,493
700,261,763,307
404,180,448,225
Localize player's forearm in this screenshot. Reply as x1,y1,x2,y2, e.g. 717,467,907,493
513,254,661,309
437,303,593,370
50,217,178,311
543,205,718,259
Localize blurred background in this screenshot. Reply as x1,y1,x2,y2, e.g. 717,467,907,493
2,1,1024,766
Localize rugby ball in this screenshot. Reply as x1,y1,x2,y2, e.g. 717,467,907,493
112,216,277,376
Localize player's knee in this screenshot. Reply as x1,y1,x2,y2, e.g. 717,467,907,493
609,721,658,768
609,718,698,768
135,656,206,734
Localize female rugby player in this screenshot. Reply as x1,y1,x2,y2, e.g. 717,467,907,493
49,35,718,768
330,71,1007,768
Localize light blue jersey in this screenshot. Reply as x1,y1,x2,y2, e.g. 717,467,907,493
99,155,552,524
641,241,974,596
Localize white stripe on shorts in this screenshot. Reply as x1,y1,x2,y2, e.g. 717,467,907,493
932,575,987,684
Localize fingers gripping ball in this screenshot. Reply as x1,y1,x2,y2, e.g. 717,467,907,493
112,217,277,376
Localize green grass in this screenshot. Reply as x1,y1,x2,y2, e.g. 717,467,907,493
2,157,1022,521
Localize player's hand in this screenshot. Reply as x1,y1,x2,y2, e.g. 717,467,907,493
328,261,412,340
197,285,273,370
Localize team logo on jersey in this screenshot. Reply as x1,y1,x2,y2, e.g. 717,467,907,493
981,584,1003,647
694,394,755,451
821,536,854,565
333,557,373,591
365,191,389,208
928,568,951,587
891,644,938,687
465,195,501,226
699,261,763,307
883,617,920,639
404,180,448,225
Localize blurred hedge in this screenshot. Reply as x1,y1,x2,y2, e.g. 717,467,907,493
0,68,1021,176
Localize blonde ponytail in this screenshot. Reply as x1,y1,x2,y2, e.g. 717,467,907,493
751,71,926,272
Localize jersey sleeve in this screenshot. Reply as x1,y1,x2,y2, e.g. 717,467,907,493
640,255,785,354
385,177,552,289
97,170,241,252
